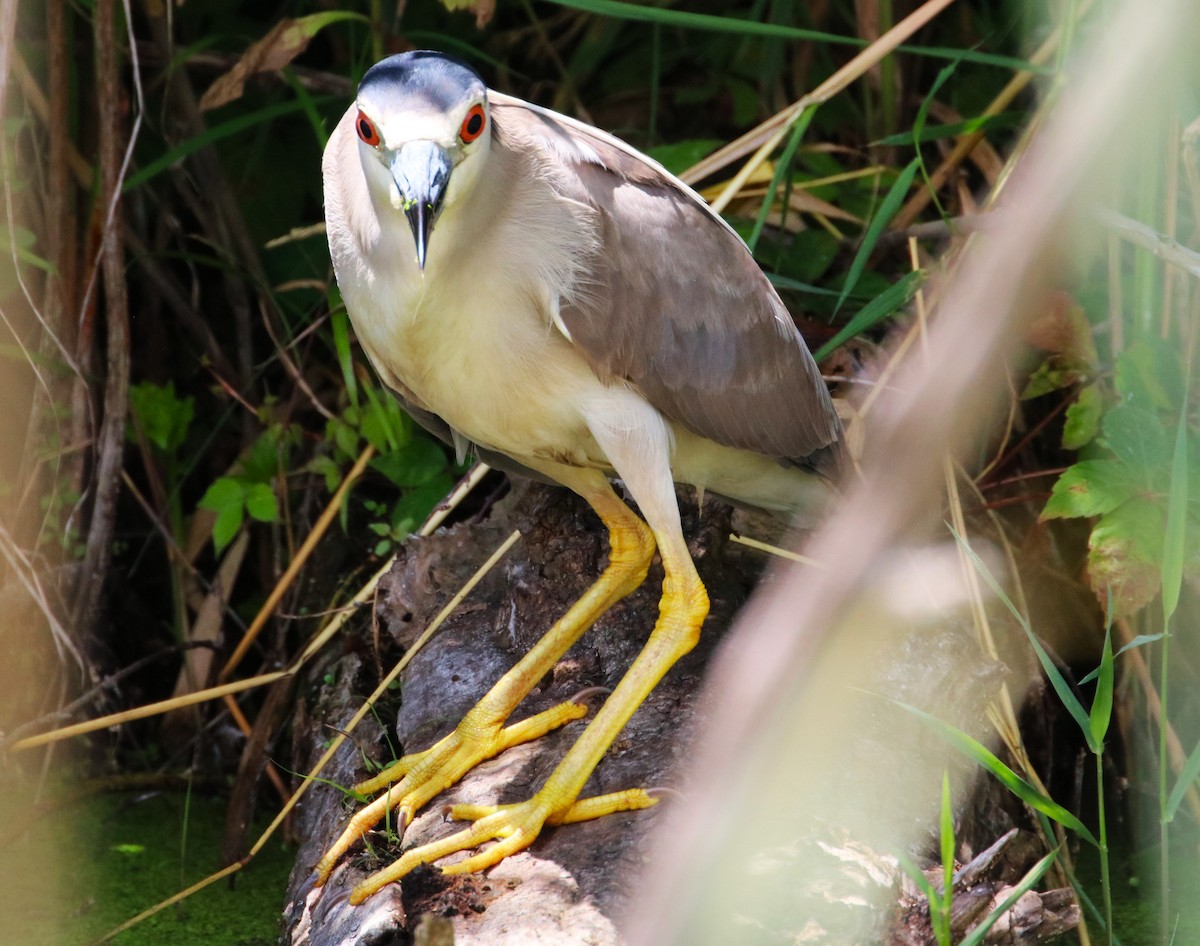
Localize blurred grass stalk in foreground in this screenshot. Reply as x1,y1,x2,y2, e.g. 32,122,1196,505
629,0,1199,943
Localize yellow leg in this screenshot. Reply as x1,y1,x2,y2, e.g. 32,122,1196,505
312,476,656,887
347,508,709,904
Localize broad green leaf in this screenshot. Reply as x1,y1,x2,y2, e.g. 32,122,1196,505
1115,337,1185,411
129,381,194,454
307,454,341,495
242,425,295,483
1100,404,1170,486
897,699,1097,845
1087,497,1166,617
211,501,244,553
198,477,244,515
329,416,361,461
1062,383,1104,450
645,139,722,176
244,482,279,523
1041,460,1137,520
371,437,448,489
390,475,455,535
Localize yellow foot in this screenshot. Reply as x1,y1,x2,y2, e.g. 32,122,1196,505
349,788,659,904
311,698,589,887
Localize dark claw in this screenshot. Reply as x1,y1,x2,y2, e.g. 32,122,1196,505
570,685,612,705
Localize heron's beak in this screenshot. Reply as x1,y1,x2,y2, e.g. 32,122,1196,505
388,141,452,270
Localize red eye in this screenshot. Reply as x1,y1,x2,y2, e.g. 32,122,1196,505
356,109,381,147
459,104,486,144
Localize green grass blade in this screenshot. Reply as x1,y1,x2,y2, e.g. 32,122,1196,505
835,158,920,314
1089,611,1115,751
937,772,954,946
959,849,1059,946
1161,401,1189,625
813,269,924,360
898,850,938,903
872,112,1023,146
896,699,1098,846
912,59,960,221
948,525,1096,750
748,108,815,252
547,0,863,45
1164,736,1200,823
546,0,1044,71
123,98,327,192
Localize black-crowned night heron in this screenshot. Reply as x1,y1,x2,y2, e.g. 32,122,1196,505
313,50,844,904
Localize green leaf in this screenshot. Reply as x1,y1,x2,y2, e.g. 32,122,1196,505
1100,404,1170,487
244,482,279,523
330,305,357,408
371,437,449,489
872,112,1023,147
950,526,1095,749
937,772,954,946
748,109,816,252
199,477,247,552
329,415,361,461
1089,619,1114,751
241,425,292,483
1164,736,1200,823
813,269,924,360
546,0,1046,71
390,476,454,535
289,10,368,38
1087,497,1166,617
1062,383,1104,450
911,59,959,221
123,98,327,191
1161,403,1190,624
1041,460,1138,520
211,500,244,553
128,381,195,454
1115,337,1185,411
1021,359,1083,399
359,385,408,453
896,699,1097,846
959,849,1059,946
198,477,244,515
835,158,920,315
645,138,722,176
307,454,341,494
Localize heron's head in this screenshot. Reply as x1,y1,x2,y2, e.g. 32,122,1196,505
353,51,491,269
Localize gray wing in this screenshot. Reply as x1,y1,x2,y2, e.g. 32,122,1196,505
489,95,844,476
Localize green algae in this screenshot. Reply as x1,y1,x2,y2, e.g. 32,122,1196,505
4,791,293,946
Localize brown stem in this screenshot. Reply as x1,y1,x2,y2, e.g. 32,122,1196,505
73,0,131,638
